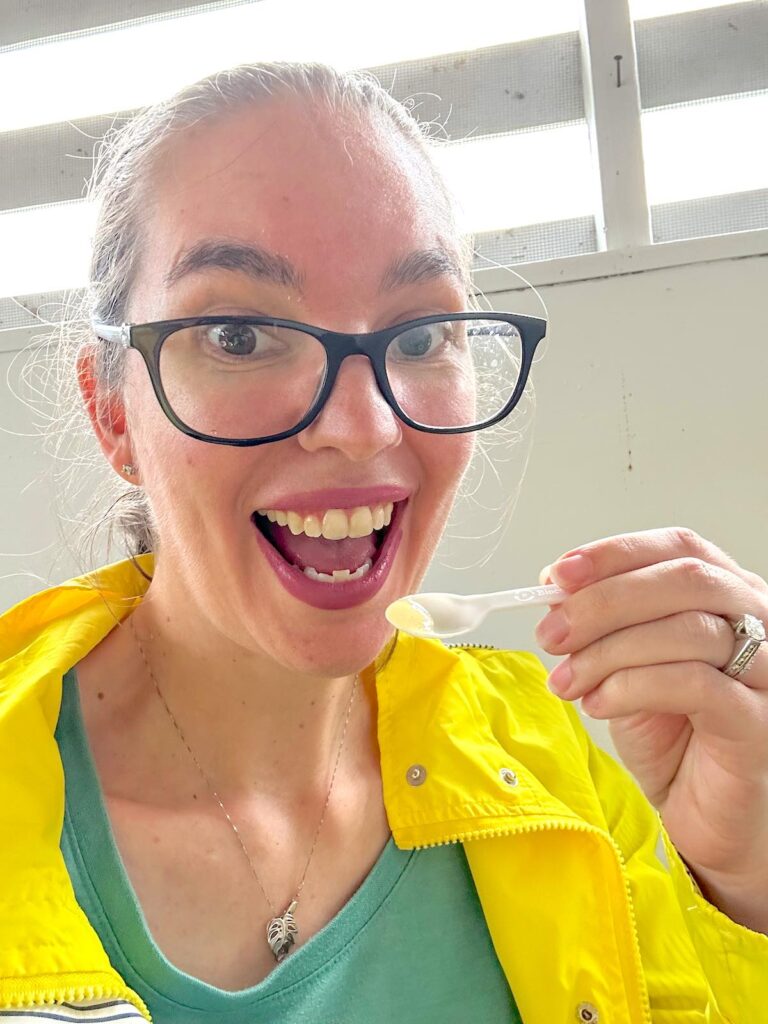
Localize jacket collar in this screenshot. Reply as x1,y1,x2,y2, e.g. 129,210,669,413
0,553,592,851
0,556,616,1019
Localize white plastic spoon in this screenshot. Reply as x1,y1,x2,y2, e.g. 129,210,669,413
385,584,567,640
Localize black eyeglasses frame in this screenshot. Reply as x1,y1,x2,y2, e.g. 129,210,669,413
90,311,547,448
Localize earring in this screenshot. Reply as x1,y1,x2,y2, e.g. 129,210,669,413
122,463,137,476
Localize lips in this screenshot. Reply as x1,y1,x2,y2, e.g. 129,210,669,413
251,500,407,611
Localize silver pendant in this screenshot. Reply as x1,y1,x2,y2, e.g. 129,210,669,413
267,900,299,962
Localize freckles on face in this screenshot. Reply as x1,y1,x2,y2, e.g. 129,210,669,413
120,101,478,667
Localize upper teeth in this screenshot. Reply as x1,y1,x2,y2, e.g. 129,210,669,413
256,502,394,540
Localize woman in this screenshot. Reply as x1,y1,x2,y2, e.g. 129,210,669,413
0,62,766,1023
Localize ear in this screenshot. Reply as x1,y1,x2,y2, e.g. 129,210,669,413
76,344,136,479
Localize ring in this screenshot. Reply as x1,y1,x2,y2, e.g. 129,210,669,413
722,613,767,678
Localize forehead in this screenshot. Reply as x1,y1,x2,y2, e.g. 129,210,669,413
137,99,460,308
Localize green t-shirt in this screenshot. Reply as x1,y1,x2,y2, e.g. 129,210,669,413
57,667,524,1022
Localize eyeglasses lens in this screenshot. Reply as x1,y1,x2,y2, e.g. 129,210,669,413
159,322,325,440
385,318,523,430
157,317,524,440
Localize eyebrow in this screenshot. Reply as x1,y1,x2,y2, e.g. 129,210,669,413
163,239,464,295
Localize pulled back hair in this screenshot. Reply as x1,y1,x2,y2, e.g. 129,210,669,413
31,61,479,582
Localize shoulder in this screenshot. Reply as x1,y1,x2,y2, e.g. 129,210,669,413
0,556,152,705
383,635,591,765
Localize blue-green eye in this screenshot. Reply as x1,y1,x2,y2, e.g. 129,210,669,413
392,322,455,360
396,326,433,357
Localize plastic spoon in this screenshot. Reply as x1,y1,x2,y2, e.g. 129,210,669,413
385,584,567,639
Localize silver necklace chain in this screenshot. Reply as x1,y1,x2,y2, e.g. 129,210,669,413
128,614,359,962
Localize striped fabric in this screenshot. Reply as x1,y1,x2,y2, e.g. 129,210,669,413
0,1001,145,1021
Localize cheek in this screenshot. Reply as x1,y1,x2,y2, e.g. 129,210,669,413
125,361,177,458
124,359,219,500
440,433,476,487
418,432,476,500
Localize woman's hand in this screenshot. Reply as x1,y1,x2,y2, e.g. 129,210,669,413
536,528,768,932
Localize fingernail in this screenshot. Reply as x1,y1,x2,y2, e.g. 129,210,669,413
550,553,592,588
547,659,572,696
536,608,569,647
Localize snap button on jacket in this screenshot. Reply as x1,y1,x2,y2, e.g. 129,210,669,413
0,554,766,1022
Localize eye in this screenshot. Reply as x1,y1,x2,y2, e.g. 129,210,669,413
205,322,260,356
391,321,457,360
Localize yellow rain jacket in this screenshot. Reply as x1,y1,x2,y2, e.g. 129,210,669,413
0,555,766,1023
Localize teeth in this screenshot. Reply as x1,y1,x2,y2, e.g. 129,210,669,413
287,511,304,536
257,501,395,540
321,509,349,540
303,513,322,538
303,566,331,581
303,560,372,583
348,506,374,538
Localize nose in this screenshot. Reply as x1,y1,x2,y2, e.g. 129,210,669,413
297,353,402,460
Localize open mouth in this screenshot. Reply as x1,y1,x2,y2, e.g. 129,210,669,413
251,501,404,584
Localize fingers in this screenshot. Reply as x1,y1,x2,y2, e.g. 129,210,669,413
546,610,766,700
575,661,766,752
535,557,767,679
541,527,766,596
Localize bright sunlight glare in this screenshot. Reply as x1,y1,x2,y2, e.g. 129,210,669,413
642,92,768,205
433,124,594,233
0,0,579,133
0,123,593,299
0,202,97,297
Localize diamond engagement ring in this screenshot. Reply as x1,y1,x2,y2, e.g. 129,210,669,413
722,613,767,679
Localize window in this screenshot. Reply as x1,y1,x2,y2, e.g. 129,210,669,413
0,0,766,337
633,0,768,242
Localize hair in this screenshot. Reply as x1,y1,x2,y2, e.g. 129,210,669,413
25,60,486,585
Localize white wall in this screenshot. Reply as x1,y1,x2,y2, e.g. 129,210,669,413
2,251,767,757
423,252,768,752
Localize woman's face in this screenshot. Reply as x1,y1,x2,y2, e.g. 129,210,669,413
116,98,475,676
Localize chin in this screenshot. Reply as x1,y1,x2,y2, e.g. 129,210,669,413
249,604,399,680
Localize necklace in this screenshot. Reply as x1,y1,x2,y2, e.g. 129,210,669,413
128,614,359,963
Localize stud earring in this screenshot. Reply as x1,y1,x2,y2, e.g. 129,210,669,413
122,463,137,476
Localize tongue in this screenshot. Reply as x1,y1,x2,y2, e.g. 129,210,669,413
265,521,378,573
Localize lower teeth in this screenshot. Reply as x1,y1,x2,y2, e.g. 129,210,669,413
303,560,373,583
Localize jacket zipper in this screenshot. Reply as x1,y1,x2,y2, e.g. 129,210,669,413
0,982,151,1021
446,643,499,650
409,817,653,1024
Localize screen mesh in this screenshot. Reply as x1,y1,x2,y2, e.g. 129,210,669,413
634,1,768,241
0,0,592,309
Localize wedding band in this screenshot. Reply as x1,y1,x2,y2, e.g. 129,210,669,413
722,613,767,678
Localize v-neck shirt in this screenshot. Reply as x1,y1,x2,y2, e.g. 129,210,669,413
56,666,523,1022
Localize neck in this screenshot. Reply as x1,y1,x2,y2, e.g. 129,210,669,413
109,572,380,804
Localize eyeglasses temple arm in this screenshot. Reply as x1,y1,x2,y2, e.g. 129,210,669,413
91,320,129,347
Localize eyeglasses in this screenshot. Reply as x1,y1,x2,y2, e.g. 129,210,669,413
91,312,547,447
